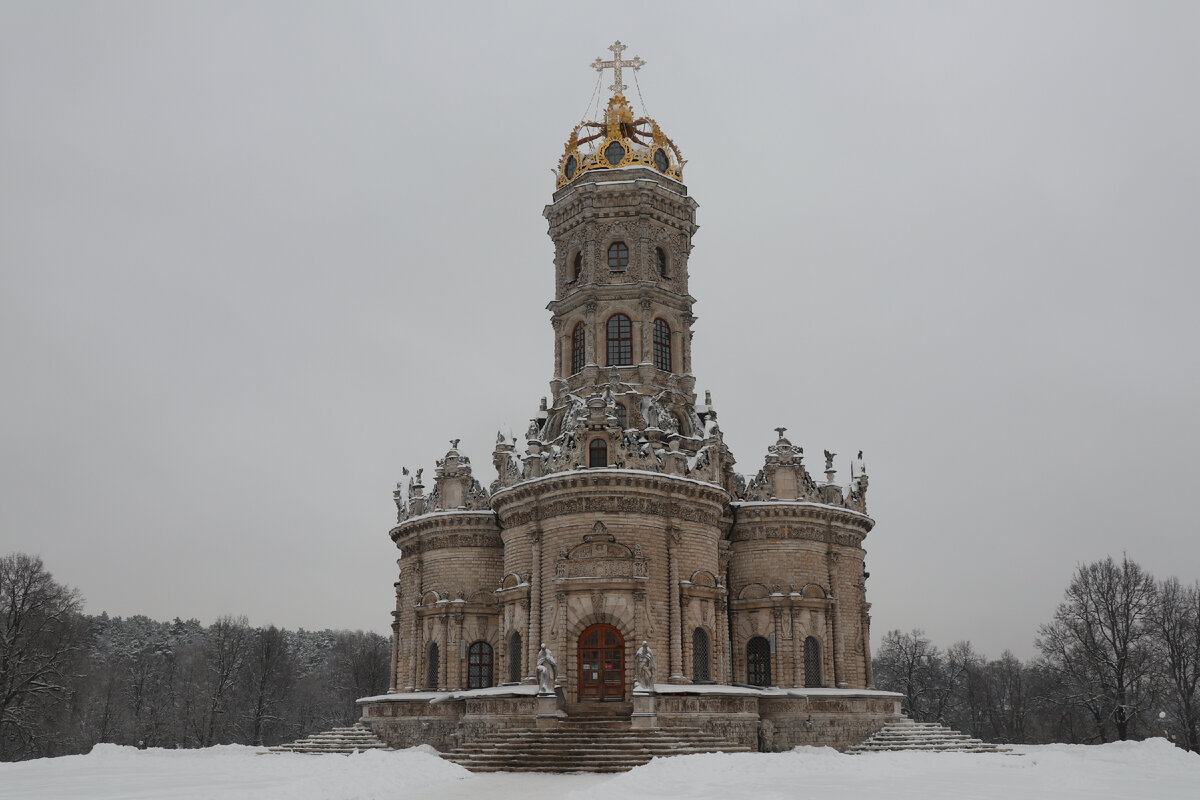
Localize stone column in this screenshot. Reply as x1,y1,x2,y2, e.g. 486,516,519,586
790,607,801,688
715,596,728,683
667,527,685,682
863,611,875,689
585,302,598,366
827,550,846,687
527,528,543,681
409,617,421,691
772,607,783,687
454,609,465,690
440,613,450,691
639,299,653,365
551,317,563,377
520,597,532,682
681,314,695,374
680,594,692,681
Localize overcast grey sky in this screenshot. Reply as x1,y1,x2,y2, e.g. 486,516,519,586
2,2,1198,659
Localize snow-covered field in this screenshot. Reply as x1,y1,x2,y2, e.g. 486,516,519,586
2,739,1197,800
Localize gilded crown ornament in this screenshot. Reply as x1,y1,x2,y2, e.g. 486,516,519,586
556,41,685,188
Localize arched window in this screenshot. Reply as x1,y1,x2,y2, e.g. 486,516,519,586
571,322,586,374
426,642,440,689
655,247,668,277
606,314,632,366
571,252,582,282
615,402,627,429
692,628,711,682
508,631,522,683
804,636,823,688
608,242,629,271
747,636,771,687
467,641,493,689
589,438,608,468
653,319,671,372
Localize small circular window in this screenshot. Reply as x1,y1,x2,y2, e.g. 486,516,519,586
564,154,578,180
654,148,670,173
608,242,629,271
655,247,668,277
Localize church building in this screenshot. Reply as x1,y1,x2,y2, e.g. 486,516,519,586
359,43,901,754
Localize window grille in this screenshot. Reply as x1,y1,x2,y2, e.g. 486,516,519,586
571,322,586,374
608,241,629,271
804,637,823,688
508,632,522,683
653,319,671,371
589,439,608,468
747,636,771,687
615,403,627,429
427,642,439,689
607,314,632,366
692,628,711,682
467,641,493,689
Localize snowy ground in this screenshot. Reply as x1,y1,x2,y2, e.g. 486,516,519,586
2,739,1197,800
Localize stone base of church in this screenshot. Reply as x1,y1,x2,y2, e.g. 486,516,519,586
357,685,902,753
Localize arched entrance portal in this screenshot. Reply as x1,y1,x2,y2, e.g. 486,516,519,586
577,623,625,700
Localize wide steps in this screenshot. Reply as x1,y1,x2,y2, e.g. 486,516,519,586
441,725,749,773
847,719,1011,754
269,724,392,754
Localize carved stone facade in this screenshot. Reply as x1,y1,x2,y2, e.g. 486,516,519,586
364,78,898,752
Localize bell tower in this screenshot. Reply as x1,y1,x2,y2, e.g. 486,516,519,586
544,42,700,435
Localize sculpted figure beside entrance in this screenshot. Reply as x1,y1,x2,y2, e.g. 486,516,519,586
536,643,558,695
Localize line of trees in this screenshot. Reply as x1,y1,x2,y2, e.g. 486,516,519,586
873,555,1200,752
0,553,390,761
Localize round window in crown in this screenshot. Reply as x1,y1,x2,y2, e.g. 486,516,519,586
653,148,670,173
564,154,578,180
604,141,626,167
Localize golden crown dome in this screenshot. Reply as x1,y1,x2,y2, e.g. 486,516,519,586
556,43,685,188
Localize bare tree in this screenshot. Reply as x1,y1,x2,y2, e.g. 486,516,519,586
245,625,293,746
0,553,84,760
201,615,250,746
1151,577,1200,752
873,628,943,721
1036,555,1157,741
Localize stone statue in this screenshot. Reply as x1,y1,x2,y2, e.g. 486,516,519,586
824,450,836,472
634,640,656,690
536,643,557,694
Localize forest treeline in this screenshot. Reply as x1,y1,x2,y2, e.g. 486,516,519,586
872,556,1200,752
0,553,390,761
2,552,1197,760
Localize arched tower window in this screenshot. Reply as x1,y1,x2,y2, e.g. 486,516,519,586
589,438,608,468
692,628,711,682
606,314,632,366
467,641,493,689
804,637,823,688
572,252,582,282
508,631,522,683
747,636,771,687
615,402,627,429
655,247,668,277
571,322,586,374
426,642,440,689
608,242,629,271
653,319,672,372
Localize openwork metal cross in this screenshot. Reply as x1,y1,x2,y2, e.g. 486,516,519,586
591,40,645,95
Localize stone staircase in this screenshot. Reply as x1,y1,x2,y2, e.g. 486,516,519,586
847,717,1011,754
441,724,752,772
268,723,392,754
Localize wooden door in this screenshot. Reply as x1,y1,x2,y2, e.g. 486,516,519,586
577,623,625,700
